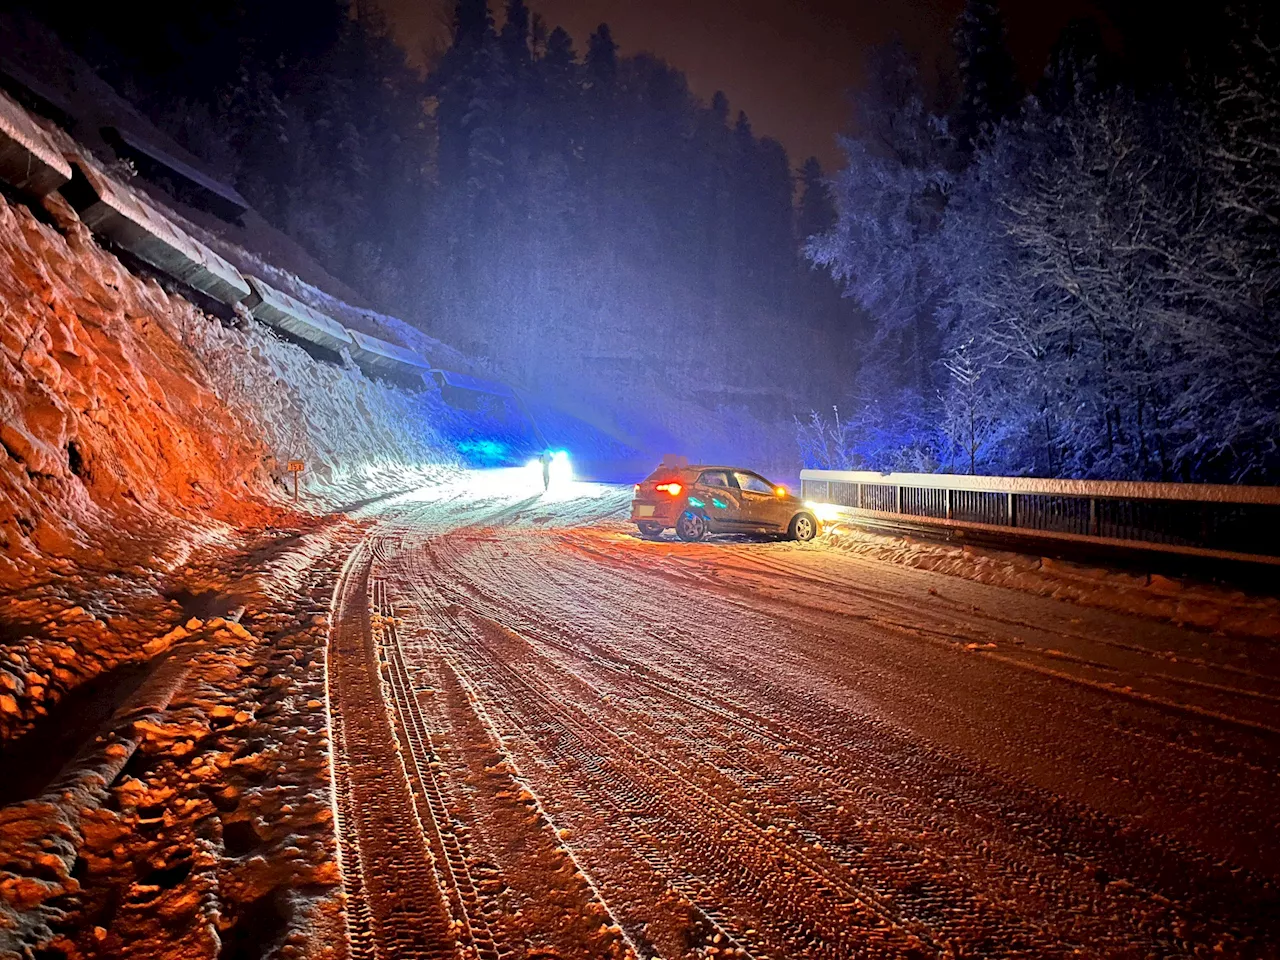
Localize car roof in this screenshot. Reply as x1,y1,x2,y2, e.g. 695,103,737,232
676,465,764,475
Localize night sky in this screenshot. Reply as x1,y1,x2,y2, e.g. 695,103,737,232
377,0,1113,170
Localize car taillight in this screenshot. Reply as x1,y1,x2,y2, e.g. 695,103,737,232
655,482,683,496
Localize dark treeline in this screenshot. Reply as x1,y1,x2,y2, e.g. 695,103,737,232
804,1,1280,483
31,0,1280,480
39,0,850,419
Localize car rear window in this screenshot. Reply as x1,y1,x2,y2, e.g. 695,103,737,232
642,466,693,483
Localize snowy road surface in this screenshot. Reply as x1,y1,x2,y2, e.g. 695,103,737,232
326,476,1280,959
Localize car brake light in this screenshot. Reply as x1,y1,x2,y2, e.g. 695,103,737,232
655,482,683,496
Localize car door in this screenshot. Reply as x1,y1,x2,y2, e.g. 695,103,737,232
693,470,746,529
732,471,784,530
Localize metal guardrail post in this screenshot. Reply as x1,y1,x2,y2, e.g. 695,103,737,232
857,483,863,509
895,485,903,514
1007,492,1017,527
945,488,953,520
1089,498,1098,536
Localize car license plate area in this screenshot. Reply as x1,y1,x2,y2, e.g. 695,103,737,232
636,505,655,517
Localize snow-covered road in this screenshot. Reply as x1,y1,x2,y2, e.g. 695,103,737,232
326,477,1280,959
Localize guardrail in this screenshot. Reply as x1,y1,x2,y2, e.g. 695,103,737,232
800,469,1280,565
243,275,355,354
0,86,449,387
0,67,640,475
0,88,71,198
64,157,252,305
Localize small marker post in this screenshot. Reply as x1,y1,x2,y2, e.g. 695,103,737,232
287,460,304,500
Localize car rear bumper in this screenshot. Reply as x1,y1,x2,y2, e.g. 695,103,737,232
631,500,679,525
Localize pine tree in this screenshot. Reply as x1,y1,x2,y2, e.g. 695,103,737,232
536,24,578,165
500,0,531,65
454,0,492,49
544,26,575,69
530,13,548,59
710,90,729,125
952,0,1020,152
586,23,618,84
797,157,835,242
1039,18,1108,113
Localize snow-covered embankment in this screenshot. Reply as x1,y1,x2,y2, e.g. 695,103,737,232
0,189,453,741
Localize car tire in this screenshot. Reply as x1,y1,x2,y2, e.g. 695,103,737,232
637,522,664,539
675,511,709,542
789,513,817,542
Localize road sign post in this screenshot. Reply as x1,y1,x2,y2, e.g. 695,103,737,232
287,460,304,500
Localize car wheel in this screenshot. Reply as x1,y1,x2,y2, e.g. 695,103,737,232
675,511,709,542
789,513,817,542
637,522,663,539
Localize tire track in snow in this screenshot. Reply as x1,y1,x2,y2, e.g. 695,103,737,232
405,522,1280,957
326,538,456,960
398,545,969,958
328,487,646,960
370,575,501,960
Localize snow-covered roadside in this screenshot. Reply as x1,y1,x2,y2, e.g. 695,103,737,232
0,186,462,738
0,517,357,959
820,522,1280,641
180,308,461,508
0,183,475,957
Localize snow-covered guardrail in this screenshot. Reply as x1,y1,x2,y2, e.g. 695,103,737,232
243,275,355,354
0,88,71,198
0,89,500,395
63,157,251,306
800,469,1280,564
345,328,432,380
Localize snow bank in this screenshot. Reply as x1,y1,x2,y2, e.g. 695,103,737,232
0,197,266,587
821,523,1280,641
0,191,459,743
180,314,460,505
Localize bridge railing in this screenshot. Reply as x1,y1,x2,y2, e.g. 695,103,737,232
800,469,1280,564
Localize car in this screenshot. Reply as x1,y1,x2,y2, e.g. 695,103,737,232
630,458,819,543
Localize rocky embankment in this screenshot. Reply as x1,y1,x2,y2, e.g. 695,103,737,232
0,190,449,958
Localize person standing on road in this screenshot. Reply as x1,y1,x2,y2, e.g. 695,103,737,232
539,450,552,492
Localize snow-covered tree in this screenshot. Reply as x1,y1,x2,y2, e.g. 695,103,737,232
938,80,1280,481
796,157,835,245
939,345,1012,475
801,4,1280,481
952,0,1021,152
808,40,951,402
